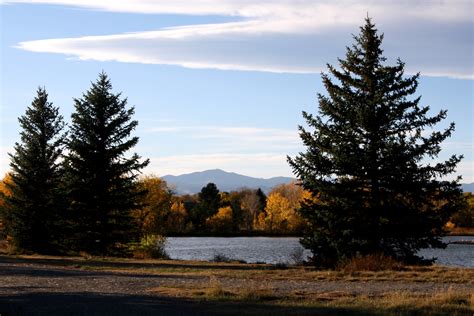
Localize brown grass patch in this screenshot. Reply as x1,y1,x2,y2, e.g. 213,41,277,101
337,253,404,272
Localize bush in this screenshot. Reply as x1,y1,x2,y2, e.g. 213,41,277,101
274,262,289,269
290,247,306,265
337,253,404,272
131,234,168,259
211,253,233,263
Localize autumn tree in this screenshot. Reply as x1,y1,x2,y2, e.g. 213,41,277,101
240,189,260,233
206,206,233,233
256,183,308,234
450,193,474,228
165,200,189,234
0,174,14,239
133,176,173,237
258,192,291,234
218,190,243,232
66,73,149,255
288,18,463,266
0,174,13,211
5,88,66,253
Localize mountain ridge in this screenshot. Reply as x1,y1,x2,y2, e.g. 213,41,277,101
162,169,474,195
162,169,294,194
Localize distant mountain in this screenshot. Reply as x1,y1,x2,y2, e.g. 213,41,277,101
162,169,294,194
162,170,474,195
462,183,474,193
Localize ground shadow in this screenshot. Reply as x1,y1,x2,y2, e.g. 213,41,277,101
0,291,377,316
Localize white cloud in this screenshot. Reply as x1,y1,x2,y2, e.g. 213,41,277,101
143,125,301,151
147,125,297,139
146,153,292,178
0,147,13,177
7,0,473,78
3,0,472,22
457,161,474,183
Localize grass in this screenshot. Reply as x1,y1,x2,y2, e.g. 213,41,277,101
275,291,474,315
150,278,473,315
4,253,474,283
2,254,473,315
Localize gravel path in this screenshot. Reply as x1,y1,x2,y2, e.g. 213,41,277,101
0,256,472,315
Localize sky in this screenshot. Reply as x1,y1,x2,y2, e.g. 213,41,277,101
0,0,473,181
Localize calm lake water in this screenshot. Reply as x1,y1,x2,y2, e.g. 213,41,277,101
165,236,474,267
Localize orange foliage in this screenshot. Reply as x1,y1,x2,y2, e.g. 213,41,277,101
0,173,14,212
132,175,173,236
206,206,233,232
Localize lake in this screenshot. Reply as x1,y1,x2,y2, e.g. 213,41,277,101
165,236,474,267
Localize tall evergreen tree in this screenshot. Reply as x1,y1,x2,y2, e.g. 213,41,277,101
66,73,149,255
6,88,66,253
288,18,463,266
256,188,267,213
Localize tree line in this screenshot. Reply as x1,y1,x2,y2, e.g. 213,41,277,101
132,178,311,237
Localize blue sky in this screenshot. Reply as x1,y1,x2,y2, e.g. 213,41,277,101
0,0,473,181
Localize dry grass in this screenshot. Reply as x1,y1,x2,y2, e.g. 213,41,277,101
2,254,473,315
336,253,404,272
149,279,473,315
6,253,473,284
150,275,278,302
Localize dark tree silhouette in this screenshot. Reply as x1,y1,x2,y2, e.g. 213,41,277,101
66,73,149,255
190,183,220,230
6,88,66,253
288,18,464,266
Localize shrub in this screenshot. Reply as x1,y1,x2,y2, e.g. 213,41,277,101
131,234,168,259
211,253,233,263
290,247,306,265
274,262,289,269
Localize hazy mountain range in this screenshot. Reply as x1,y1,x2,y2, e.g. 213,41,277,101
162,169,294,194
462,183,474,193
162,169,474,195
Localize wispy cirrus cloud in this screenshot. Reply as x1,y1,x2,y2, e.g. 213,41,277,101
5,0,473,78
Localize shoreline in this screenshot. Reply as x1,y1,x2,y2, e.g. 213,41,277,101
166,230,474,238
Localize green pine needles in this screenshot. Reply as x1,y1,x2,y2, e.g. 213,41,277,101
5,88,66,253
5,73,149,255
288,18,464,267
66,72,149,255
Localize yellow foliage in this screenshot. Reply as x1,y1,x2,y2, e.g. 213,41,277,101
165,201,188,233
0,173,14,210
445,221,455,229
206,206,233,232
255,182,310,234
132,175,173,236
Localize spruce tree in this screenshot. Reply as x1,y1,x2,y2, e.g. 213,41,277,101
6,88,66,253
191,183,220,230
66,72,149,255
288,18,463,266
